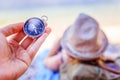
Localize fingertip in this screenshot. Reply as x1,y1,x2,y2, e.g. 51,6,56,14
45,27,52,34
15,22,24,27
38,27,51,41
45,22,48,27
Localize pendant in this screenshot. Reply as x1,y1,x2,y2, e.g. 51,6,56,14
23,17,47,38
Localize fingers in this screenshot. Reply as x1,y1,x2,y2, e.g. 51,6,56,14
0,22,24,37
20,25,50,49
11,29,26,43
21,37,33,49
6,21,48,44
27,27,51,59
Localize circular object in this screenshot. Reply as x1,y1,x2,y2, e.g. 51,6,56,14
23,17,45,38
41,15,48,21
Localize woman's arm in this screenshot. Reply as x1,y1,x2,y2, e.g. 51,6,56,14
47,39,61,56
44,38,63,71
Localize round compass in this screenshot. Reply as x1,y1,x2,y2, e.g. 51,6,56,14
23,17,45,38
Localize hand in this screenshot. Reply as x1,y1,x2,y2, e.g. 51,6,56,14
0,22,51,80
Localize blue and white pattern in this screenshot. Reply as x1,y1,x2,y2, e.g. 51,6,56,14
24,17,45,38
19,49,59,80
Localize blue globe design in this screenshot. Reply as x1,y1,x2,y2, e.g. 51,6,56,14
24,17,45,38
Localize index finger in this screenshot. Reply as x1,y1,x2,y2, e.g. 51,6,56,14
27,27,51,59
0,22,24,37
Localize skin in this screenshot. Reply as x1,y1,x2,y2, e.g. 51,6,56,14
44,39,70,71
0,22,51,80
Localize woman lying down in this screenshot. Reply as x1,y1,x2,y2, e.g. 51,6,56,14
44,13,120,80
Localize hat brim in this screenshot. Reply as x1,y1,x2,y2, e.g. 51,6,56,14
61,27,108,60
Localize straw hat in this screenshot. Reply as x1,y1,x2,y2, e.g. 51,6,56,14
61,13,108,60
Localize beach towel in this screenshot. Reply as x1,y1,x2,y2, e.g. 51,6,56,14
19,49,60,80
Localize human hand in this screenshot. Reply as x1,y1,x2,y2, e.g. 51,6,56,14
0,22,51,80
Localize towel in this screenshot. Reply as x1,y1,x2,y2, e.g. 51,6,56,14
19,49,59,80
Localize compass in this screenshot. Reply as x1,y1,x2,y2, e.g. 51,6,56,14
23,17,45,38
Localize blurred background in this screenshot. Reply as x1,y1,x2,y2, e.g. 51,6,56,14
0,0,119,80
0,0,120,49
